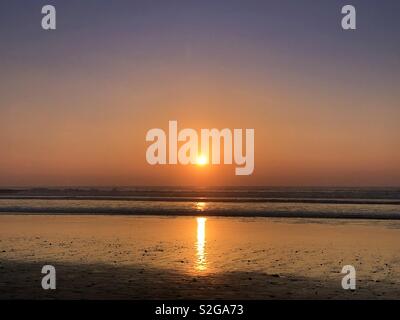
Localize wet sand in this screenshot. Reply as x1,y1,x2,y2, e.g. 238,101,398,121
0,215,399,299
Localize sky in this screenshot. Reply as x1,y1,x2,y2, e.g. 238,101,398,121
0,0,399,186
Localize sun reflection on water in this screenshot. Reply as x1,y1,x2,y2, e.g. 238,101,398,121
195,202,207,212
196,217,207,272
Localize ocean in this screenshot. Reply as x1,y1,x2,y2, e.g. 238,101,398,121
0,186,399,219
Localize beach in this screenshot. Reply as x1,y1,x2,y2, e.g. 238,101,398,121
1,0,399,308
1,215,399,299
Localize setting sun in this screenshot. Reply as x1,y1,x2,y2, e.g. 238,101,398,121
196,155,208,166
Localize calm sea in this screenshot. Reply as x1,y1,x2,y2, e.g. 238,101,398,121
0,187,399,219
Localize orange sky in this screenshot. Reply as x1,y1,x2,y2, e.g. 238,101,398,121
1,1,399,186
1,69,398,186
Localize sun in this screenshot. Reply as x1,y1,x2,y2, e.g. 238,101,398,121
196,154,208,166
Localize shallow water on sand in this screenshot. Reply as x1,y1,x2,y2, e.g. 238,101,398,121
0,215,399,276
1,215,400,298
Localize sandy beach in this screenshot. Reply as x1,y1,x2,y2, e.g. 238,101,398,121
0,215,399,299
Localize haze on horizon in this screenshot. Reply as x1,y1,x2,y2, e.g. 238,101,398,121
0,0,399,187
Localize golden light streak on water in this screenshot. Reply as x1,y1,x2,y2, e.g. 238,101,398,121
195,217,207,272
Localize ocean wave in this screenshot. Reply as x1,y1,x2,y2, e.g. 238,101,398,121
0,199,399,220
0,196,399,205
1,186,400,200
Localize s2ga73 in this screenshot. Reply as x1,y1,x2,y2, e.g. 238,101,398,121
199,304,244,315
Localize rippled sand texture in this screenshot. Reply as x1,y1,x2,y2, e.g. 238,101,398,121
0,215,400,299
